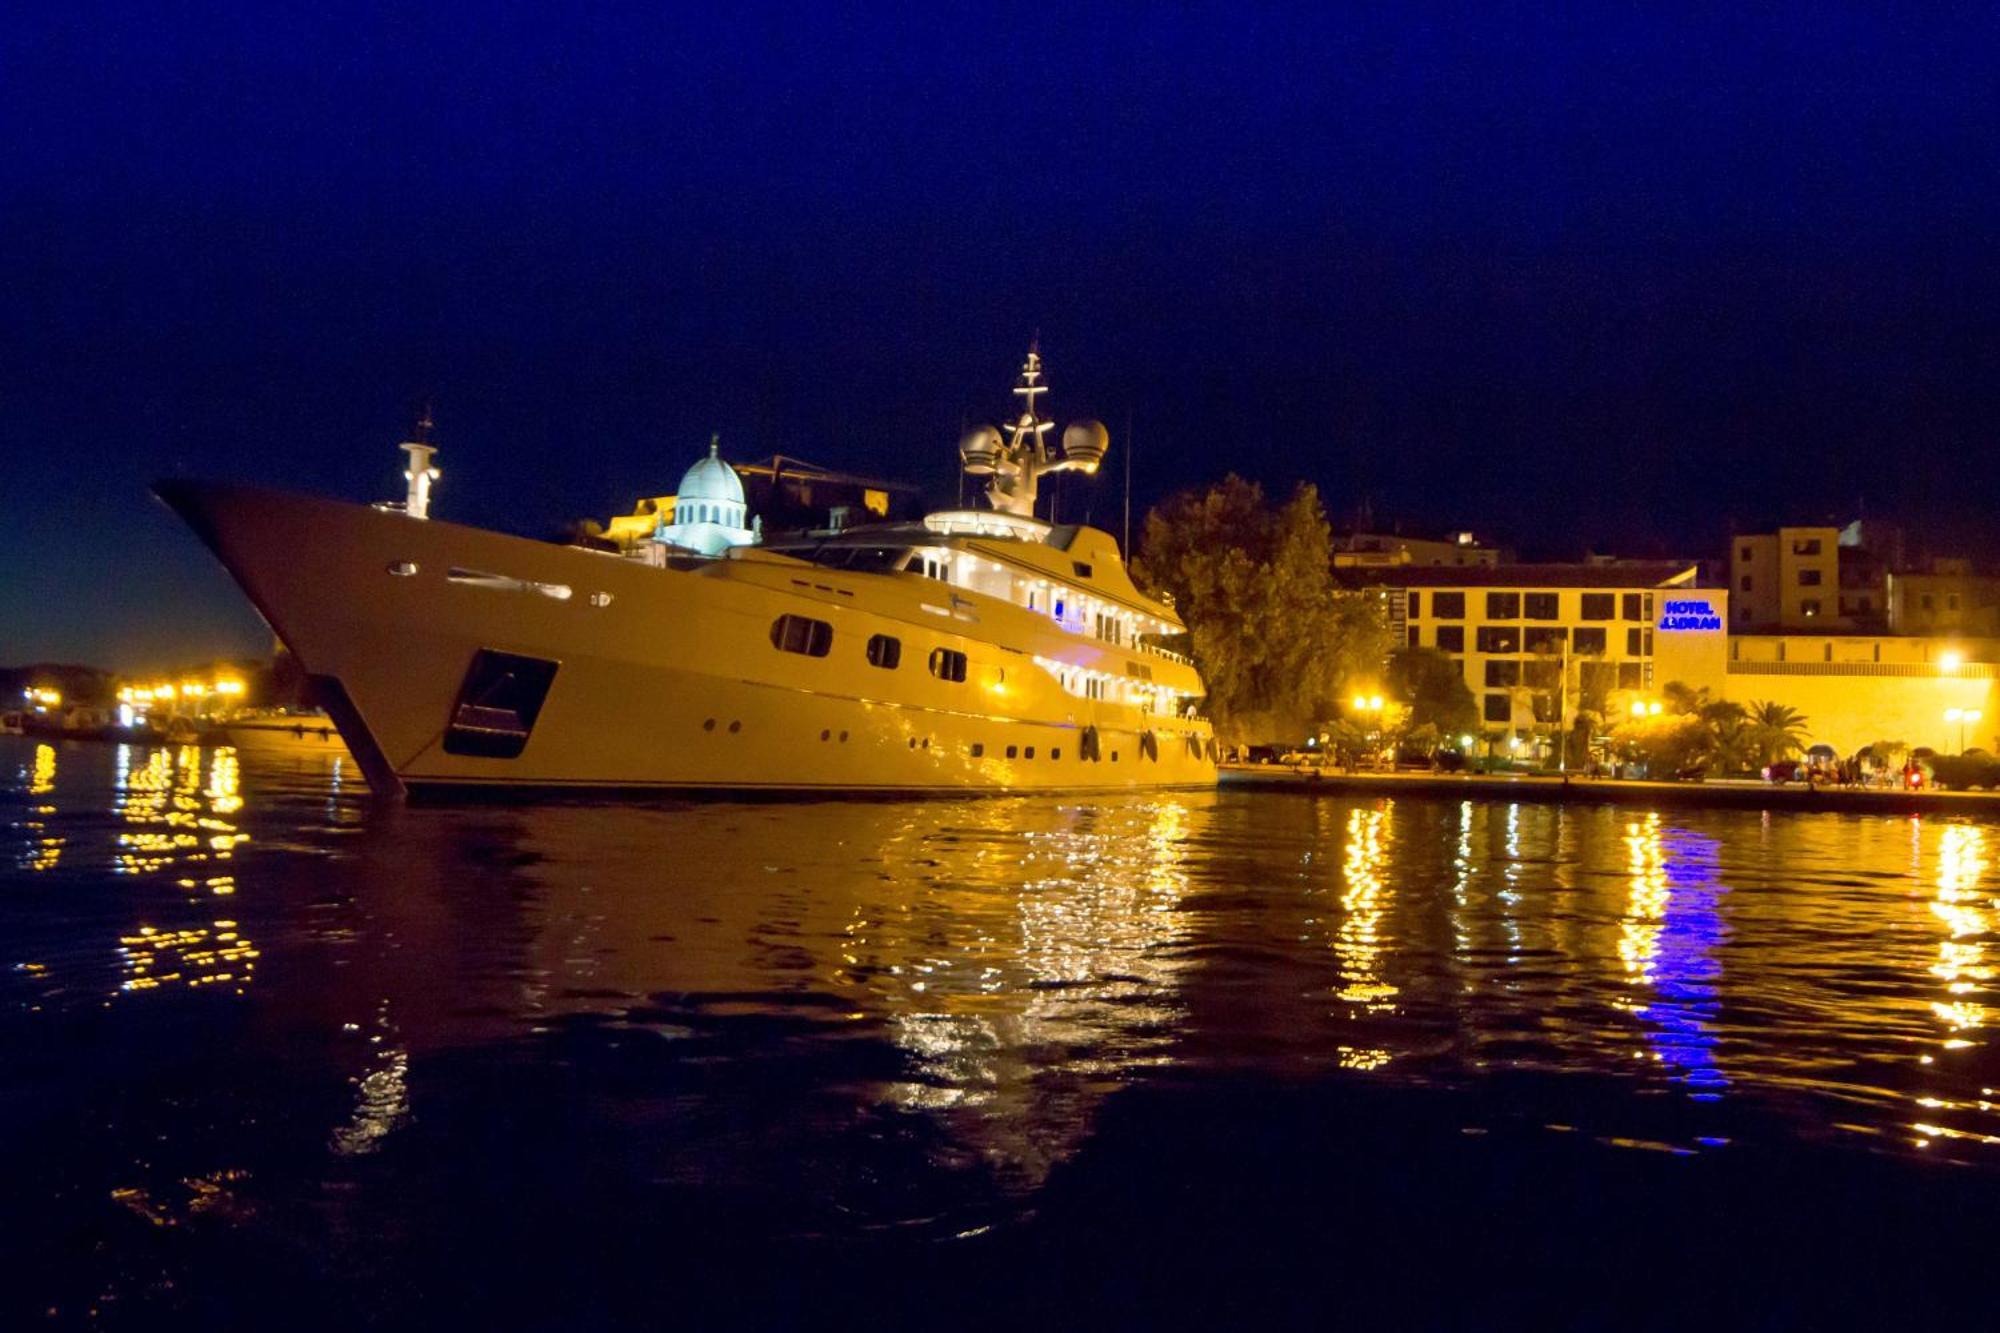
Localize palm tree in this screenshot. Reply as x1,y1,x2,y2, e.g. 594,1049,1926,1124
1746,701,1810,768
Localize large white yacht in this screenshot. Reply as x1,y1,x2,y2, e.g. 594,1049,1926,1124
157,351,1218,798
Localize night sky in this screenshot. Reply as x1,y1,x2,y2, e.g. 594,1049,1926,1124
8,4,2000,669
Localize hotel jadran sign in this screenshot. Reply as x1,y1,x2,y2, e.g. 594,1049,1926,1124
1658,598,1722,632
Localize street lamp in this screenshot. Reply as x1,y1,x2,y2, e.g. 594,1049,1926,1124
1946,707,1982,754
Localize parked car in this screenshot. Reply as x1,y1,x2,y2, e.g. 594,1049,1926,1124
1762,760,1806,784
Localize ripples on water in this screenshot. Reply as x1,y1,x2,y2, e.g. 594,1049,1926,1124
6,735,2000,1328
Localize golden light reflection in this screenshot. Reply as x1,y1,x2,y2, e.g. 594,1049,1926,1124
1618,814,1668,986
114,745,247,875
21,743,63,871
1928,824,1992,1038
1335,804,1398,1010
829,796,1204,1184
118,920,260,995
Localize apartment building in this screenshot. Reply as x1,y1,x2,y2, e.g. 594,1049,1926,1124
1730,527,1846,628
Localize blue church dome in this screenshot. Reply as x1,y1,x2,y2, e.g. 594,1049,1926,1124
678,439,745,506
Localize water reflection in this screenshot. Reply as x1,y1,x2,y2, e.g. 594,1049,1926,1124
17,743,61,872
1617,817,1727,1097
1335,803,1397,1012
15,735,2000,1307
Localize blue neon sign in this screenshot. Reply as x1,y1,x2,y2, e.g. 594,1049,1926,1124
1658,598,1722,632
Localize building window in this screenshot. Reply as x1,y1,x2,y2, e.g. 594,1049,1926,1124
1523,659,1559,689
1618,661,1643,688
1436,625,1465,653
1433,591,1466,619
1739,545,1753,561
1740,575,1753,591
1573,627,1607,654
1475,626,1520,653
770,614,833,657
1524,626,1567,654
1922,594,1935,610
1485,592,1520,620
1407,626,1420,649
1485,659,1520,687
1483,692,1511,723
1530,693,1559,724
929,647,968,682
866,634,901,669
1407,591,1422,619
1801,599,1821,618
1621,593,1643,620
1858,596,1873,613
1798,569,1822,587
1580,593,1615,620
1950,594,1961,611
1792,538,1822,556
1627,627,1644,655
1524,593,1558,620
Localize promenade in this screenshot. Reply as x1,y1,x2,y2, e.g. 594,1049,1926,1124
1220,763,2000,816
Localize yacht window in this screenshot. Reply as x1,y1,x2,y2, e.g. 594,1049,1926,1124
770,614,833,657
929,647,968,682
866,634,901,669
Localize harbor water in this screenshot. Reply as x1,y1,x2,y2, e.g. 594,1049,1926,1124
6,735,2000,1328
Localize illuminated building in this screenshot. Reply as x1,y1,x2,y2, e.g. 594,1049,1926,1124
645,438,758,557
1888,559,2000,636
1730,527,1850,629
601,452,921,551
1348,562,1724,752
1332,529,1508,569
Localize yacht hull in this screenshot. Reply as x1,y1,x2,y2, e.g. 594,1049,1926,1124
156,481,1218,798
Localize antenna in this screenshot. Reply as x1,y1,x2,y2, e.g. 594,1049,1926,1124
1123,405,1133,554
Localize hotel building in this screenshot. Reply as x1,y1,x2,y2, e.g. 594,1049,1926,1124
1346,562,1727,748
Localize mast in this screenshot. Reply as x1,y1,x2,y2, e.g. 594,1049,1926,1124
957,344,1109,518
400,406,440,520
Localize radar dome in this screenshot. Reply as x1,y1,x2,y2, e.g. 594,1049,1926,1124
1061,420,1109,473
959,425,1003,474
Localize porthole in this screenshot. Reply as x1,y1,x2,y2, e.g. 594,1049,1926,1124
922,738,930,748
728,720,742,734
839,730,849,742
703,718,716,731
1052,748,1062,760
1111,752,1120,762
1006,745,1018,759
971,743,985,757
1024,746,1035,759
820,728,831,741
909,737,918,749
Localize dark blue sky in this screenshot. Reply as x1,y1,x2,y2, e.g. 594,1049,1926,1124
8,3,1999,668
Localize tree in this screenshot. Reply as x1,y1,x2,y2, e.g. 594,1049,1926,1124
1387,647,1477,741
1745,700,1810,768
1136,477,1387,744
